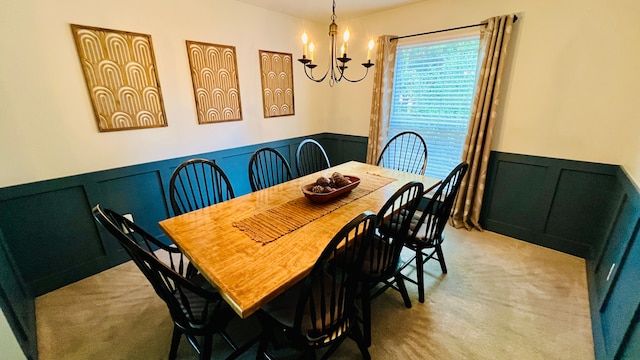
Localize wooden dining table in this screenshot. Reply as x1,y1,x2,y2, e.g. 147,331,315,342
158,161,441,319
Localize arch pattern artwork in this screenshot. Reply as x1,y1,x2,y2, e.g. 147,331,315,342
259,50,294,118
186,41,242,124
70,24,167,132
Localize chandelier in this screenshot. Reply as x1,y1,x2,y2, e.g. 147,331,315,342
298,0,375,86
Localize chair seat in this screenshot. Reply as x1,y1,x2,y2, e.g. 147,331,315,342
261,275,348,345
361,235,398,277
340,234,403,278
407,211,444,246
379,210,443,247
174,275,233,331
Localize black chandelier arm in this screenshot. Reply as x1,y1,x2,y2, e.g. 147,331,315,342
298,56,374,84
336,65,374,83
301,63,330,83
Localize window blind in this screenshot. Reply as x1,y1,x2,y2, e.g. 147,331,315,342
389,36,480,180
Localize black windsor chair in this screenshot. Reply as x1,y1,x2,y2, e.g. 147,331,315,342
376,131,428,175
92,205,256,360
359,180,424,346
295,139,331,177
397,162,469,303
248,147,293,191
255,211,376,360
169,158,235,216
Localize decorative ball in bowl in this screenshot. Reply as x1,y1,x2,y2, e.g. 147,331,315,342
301,172,361,203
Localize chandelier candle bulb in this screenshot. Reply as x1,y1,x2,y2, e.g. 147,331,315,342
343,28,350,55
367,39,374,60
302,32,308,57
309,42,315,62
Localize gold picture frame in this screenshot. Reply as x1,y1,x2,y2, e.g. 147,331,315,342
70,24,167,132
259,50,295,118
186,41,243,124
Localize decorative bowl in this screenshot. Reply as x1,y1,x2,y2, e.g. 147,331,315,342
301,175,361,203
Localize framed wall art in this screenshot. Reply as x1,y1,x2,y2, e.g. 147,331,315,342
70,24,167,132
186,40,242,124
259,50,295,118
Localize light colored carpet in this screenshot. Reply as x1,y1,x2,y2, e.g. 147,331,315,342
36,227,594,359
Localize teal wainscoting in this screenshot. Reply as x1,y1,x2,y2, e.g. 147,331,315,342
587,167,640,360
482,152,620,258
0,228,37,360
482,151,640,360
2,138,638,360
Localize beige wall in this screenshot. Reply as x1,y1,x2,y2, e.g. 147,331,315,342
2,0,637,186
329,0,640,184
622,104,640,186
0,0,331,188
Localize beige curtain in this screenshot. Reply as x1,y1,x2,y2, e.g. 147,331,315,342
451,14,516,230
366,35,398,165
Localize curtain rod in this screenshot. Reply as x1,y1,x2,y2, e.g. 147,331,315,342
390,14,518,41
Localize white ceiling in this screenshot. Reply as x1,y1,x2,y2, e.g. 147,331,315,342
234,0,427,22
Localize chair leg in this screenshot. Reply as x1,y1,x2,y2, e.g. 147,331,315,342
169,326,181,360
256,328,271,360
362,288,372,347
436,244,448,273
348,321,371,360
220,329,239,351
416,249,425,303
394,274,412,308
200,335,213,360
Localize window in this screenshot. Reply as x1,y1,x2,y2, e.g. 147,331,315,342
389,35,480,180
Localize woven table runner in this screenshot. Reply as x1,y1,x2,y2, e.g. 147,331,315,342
233,173,396,245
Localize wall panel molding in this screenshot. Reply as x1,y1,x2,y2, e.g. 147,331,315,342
482,152,619,258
